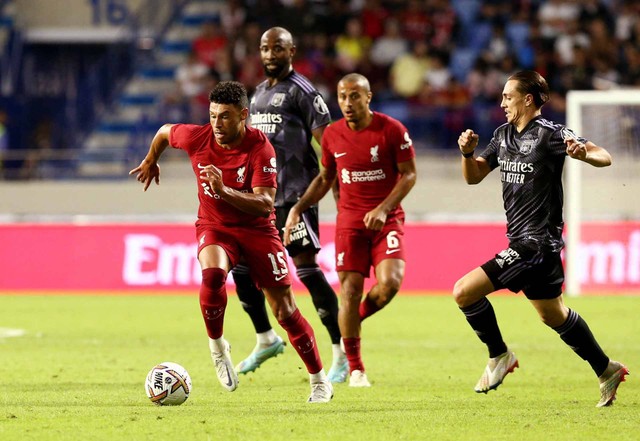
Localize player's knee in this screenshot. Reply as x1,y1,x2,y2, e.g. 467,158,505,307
340,284,362,304
376,280,400,305
538,308,567,328
202,268,227,290
452,278,469,307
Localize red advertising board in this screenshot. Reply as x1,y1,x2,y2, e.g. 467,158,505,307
1,222,638,293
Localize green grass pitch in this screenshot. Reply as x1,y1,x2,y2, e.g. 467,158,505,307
1,293,637,441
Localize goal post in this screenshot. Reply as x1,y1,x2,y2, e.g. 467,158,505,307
565,90,640,296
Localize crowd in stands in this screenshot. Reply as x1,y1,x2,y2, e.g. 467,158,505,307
167,0,640,147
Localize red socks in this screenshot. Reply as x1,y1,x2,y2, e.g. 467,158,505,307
199,268,228,339
343,337,365,372
278,308,322,374
359,294,382,321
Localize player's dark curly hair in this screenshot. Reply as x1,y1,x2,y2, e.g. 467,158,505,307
209,81,249,108
508,70,550,109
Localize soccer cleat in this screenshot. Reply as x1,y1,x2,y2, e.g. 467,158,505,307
348,369,371,387
596,360,629,408
211,341,239,392
327,354,349,383
307,378,333,403
235,336,286,374
474,351,518,393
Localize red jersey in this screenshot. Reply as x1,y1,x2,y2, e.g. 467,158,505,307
170,124,278,229
321,112,415,229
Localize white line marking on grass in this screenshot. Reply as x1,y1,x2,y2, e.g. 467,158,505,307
0,328,26,339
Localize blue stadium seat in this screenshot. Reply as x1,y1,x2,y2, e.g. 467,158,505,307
449,48,478,82
505,22,530,51
451,0,481,26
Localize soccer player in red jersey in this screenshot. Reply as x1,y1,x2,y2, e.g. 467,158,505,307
129,81,332,403
284,73,417,387
455,70,627,407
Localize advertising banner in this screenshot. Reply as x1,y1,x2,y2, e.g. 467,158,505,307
1,223,639,294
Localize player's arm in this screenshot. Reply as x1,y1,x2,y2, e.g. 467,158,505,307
199,164,275,217
312,124,340,202
458,129,491,184
283,166,336,246
129,123,173,191
363,158,417,231
566,138,612,167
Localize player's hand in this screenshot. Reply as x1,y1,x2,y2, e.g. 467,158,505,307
458,129,479,155
283,208,301,246
129,160,160,191
565,138,587,161
199,164,224,193
363,207,387,231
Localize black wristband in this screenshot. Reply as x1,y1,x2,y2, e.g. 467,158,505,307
462,150,475,158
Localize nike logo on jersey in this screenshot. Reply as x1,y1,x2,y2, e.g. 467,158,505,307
275,274,287,281
385,249,401,255
334,152,347,158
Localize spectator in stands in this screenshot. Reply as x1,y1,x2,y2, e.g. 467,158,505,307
232,21,264,95
614,2,640,42
359,0,391,40
423,50,452,95
399,0,430,43
537,0,580,42
192,19,229,71
369,18,408,70
554,19,590,67
389,40,431,99
175,50,210,98
620,43,640,86
334,17,371,73
557,45,593,92
591,56,620,90
586,18,618,67
0,109,7,177
428,0,459,51
484,23,509,64
578,0,615,35
220,0,247,40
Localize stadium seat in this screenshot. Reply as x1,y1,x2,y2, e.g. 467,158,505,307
449,48,478,82
505,22,530,51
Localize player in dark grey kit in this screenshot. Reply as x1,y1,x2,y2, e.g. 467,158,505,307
454,70,628,407
232,27,347,383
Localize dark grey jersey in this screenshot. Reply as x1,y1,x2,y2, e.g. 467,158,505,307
480,116,587,252
249,71,331,207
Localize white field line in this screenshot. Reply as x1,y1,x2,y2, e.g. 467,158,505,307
0,328,26,338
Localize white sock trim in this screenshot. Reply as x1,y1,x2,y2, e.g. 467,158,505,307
309,369,327,383
257,329,277,346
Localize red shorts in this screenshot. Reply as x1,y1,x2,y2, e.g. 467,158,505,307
334,220,405,277
195,223,291,288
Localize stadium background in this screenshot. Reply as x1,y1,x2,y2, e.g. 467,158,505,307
0,0,639,293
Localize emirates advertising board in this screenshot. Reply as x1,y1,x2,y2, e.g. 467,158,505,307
1,223,639,294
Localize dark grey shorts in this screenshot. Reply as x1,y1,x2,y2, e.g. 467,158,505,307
480,244,564,300
275,205,321,258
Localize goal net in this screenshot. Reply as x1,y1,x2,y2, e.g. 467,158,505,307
565,90,640,295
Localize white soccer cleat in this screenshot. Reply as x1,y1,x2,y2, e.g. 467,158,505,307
348,369,371,387
211,340,239,392
307,378,333,403
474,351,518,393
596,360,629,408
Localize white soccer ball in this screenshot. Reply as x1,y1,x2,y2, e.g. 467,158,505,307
145,362,192,406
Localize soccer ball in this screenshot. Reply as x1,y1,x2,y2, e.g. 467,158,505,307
145,362,192,406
